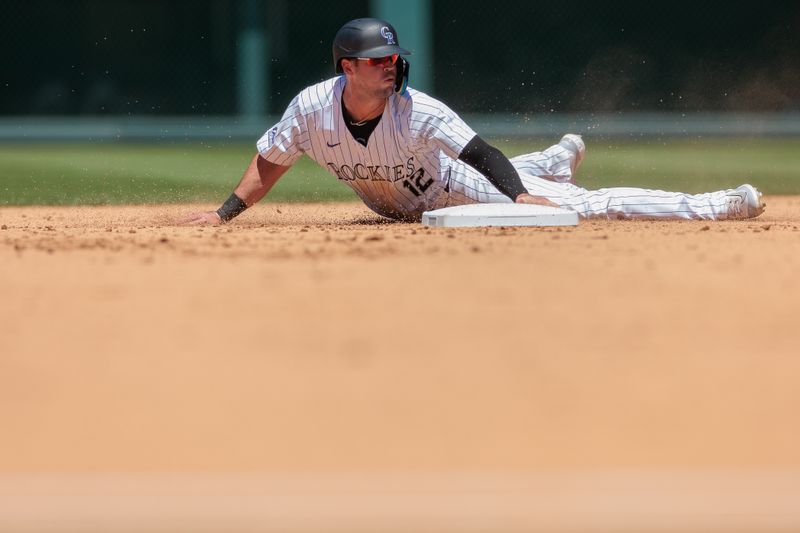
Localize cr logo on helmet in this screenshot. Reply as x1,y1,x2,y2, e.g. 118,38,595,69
380,26,396,45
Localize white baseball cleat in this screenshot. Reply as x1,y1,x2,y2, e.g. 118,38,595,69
726,184,765,219
558,134,586,175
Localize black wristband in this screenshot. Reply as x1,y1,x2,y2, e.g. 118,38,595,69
216,193,248,222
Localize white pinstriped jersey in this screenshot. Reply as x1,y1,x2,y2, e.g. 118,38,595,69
257,76,477,220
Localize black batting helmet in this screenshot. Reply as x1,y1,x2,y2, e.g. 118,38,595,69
333,18,411,74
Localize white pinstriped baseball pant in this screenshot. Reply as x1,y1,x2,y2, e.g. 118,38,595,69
445,142,733,220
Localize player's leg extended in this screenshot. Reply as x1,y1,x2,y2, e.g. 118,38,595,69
518,176,764,220
509,134,585,184
514,137,765,220
441,143,764,219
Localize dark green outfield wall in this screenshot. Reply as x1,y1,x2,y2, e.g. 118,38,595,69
2,0,798,116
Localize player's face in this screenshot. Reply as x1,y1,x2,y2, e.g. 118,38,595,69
344,56,397,99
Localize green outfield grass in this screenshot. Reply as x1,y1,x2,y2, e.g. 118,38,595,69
1,137,799,205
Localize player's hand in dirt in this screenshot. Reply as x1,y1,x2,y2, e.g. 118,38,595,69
515,193,560,208
179,211,223,225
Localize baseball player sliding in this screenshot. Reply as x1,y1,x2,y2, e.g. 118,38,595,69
184,17,765,225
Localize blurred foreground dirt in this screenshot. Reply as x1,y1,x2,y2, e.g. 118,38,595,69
1,199,800,473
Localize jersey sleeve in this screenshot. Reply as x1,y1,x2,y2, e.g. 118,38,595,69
256,95,309,166
414,97,477,160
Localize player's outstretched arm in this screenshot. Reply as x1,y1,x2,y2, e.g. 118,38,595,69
458,136,558,207
181,154,291,225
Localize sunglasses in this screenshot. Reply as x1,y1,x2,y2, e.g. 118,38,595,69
354,54,399,67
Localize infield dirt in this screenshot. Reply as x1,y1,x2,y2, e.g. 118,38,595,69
2,199,800,473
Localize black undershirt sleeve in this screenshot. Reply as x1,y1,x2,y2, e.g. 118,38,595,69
458,135,528,201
